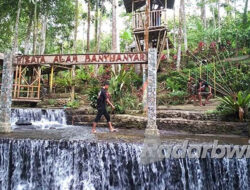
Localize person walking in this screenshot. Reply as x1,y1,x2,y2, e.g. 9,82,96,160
92,81,118,133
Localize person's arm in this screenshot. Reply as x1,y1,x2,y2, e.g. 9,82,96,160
106,98,115,109
209,86,212,93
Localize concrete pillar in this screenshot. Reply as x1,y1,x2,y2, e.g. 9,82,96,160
141,49,161,164
145,48,159,135
0,53,13,133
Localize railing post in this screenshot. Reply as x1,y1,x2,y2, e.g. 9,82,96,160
0,52,13,133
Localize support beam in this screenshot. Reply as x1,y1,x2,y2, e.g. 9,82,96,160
50,65,54,93
0,53,13,133
71,65,76,101
145,48,159,135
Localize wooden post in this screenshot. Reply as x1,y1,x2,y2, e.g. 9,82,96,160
50,65,54,93
17,65,22,98
142,0,150,113
200,63,202,78
144,0,150,51
37,66,41,99
214,62,216,97
13,65,18,98
71,65,76,101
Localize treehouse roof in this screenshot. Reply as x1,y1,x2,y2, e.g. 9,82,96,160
123,0,175,13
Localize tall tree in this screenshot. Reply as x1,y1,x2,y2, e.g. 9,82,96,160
97,1,104,53
24,10,34,54
243,0,249,26
86,0,91,52
12,0,22,54
177,0,184,71
33,0,38,54
200,0,206,28
71,0,79,100
173,3,176,50
217,0,221,42
95,0,99,51
112,0,118,52
183,1,188,51
40,12,48,54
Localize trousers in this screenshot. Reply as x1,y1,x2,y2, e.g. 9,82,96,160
94,108,110,122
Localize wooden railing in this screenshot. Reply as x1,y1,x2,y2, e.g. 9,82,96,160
0,83,40,101
132,9,167,31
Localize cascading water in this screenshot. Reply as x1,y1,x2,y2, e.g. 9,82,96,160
11,108,67,129
0,139,249,190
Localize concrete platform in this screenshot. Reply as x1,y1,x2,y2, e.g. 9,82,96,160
0,126,249,145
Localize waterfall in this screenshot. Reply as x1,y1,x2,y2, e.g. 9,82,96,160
0,139,249,190
11,108,67,129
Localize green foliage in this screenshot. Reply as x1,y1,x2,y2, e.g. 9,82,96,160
168,91,188,105
55,71,72,89
67,100,80,109
108,67,141,113
114,94,140,114
217,91,250,120
76,66,91,82
48,99,56,105
87,78,100,109
166,71,188,92
120,29,133,52
109,69,133,100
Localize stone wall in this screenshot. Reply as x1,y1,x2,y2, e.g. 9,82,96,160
65,108,249,136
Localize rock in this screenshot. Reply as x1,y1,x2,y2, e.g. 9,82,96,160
15,119,32,126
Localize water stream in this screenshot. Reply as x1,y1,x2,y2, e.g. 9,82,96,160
0,108,248,189
11,108,67,129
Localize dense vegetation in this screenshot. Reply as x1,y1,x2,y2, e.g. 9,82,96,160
0,0,249,120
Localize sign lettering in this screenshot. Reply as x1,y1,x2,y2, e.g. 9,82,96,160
15,53,148,65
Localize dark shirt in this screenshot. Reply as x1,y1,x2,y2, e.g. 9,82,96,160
97,88,107,109
201,81,209,88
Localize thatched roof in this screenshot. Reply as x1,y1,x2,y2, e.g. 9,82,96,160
123,0,175,13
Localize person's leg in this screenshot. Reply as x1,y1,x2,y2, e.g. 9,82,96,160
205,93,213,104
198,92,203,106
103,109,117,132
92,122,97,133
92,109,103,133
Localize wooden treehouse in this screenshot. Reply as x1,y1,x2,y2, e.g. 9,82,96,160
124,0,175,65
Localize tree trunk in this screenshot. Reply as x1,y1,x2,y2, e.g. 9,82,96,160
24,11,33,54
201,0,206,28
12,0,22,54
94,1,103,76
212,4,217,29
72,0,78,101
177,0,184,71
33,1,37,55
95,0,99,52
97,4,103,53
217,0,221,42
173,4,176,51
112,0,118,52
183,1,188,52
73,0,78,52
112,0,119,72
243,0,248,26
40,13,48,54
86,0,91,52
